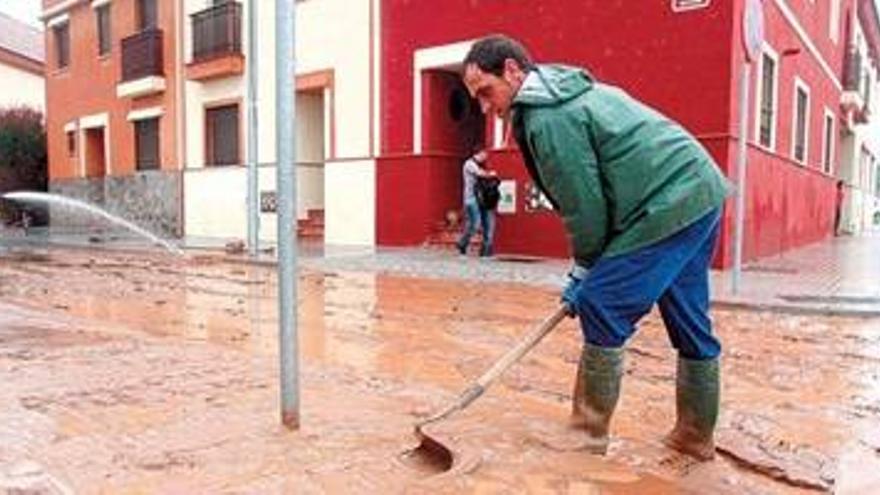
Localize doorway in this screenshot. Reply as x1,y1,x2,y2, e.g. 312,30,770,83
421,69,485,156
83,127,107,178
296,89,326,239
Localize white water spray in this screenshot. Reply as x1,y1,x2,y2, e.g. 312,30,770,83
2,191,184,256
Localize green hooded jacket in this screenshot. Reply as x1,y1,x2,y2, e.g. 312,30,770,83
511,65,731,268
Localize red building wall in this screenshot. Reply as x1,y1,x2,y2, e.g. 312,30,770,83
488,149,569,258
378,0,849,267
376,153,462,245
724,0,851,264
381,0,735,154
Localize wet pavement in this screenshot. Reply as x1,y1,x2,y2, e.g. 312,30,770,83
712,232,880,316
0,246,879,493
11,227,880,316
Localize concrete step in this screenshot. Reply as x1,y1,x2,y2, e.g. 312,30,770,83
424,229,482,249
297,218,324,229
297,225,324,238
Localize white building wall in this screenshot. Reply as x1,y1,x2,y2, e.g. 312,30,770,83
296,0,371,159
184,166,280,242
255,0,277,164
184,167,247,239
182,0,375,245
838,14,880,235
325,160,376,245
297,0,375,246
839,132,876,234
0,62,44,110
182,0,277,240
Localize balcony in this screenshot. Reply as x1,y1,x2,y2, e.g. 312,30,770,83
117,28,166,98
841,45,871,125
844,46,862,92
186,2,244,82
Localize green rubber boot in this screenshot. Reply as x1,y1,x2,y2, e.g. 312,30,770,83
570,343,624,455
663,356,719,460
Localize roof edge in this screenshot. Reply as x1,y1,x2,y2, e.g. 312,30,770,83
40,0,86,22
0,46,44,76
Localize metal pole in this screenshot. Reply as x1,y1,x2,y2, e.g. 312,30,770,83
732,61,751,295
246,0,260,256
276,0,299,429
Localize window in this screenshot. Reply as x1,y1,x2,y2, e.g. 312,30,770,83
96,4,111,56
756,47,778,149
865,159,878,194
66,131,76,157
206,104,240,166
875,164,880,196
135,118,160,170
792,80,810,164
830,0,840,43
138,0,157,30
53,23,70,69
822,109,835,174
859,147,872,190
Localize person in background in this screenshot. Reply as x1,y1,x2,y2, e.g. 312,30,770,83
456,148,497,257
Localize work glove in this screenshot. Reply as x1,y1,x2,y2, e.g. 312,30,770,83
561,264,588,317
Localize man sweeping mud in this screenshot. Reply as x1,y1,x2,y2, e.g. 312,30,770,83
462,35,730,460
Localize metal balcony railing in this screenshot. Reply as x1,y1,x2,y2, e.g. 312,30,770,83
844,46,863,92
120,28,164,82
191,2,242,62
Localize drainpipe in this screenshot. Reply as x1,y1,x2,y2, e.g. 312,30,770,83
175,0,187,238
247,0,260,256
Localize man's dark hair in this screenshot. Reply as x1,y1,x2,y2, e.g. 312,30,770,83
463,34,535,76
471,147,487,163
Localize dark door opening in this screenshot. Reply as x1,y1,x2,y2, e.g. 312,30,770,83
422,69,485,156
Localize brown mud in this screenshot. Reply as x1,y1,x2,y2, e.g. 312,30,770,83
0,247,879,493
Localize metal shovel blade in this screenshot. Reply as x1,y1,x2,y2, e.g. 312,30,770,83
406,424,455,473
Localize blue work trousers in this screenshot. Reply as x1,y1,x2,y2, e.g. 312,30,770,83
457,202,495,256
571,209,722,360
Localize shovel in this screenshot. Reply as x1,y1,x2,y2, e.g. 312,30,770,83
406,305,569,473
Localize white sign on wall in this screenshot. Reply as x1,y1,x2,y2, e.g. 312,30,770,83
497,180,517,214
672,0,711,12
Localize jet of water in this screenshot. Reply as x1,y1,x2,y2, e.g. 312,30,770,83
2,191,185,256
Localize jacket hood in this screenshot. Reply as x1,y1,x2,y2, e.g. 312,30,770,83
513,64,594,107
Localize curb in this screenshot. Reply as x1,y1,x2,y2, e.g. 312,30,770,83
711,299,880,318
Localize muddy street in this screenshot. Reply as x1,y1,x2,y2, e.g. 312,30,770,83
0,246,879,493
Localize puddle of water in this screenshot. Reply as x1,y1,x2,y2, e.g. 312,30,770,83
2,248,880,492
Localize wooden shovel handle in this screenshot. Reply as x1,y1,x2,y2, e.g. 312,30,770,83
417,306,569,428
474,305,568,390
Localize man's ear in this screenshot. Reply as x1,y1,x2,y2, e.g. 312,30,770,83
503,58,524,85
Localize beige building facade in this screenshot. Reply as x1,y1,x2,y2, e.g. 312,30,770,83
183,0,380,246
